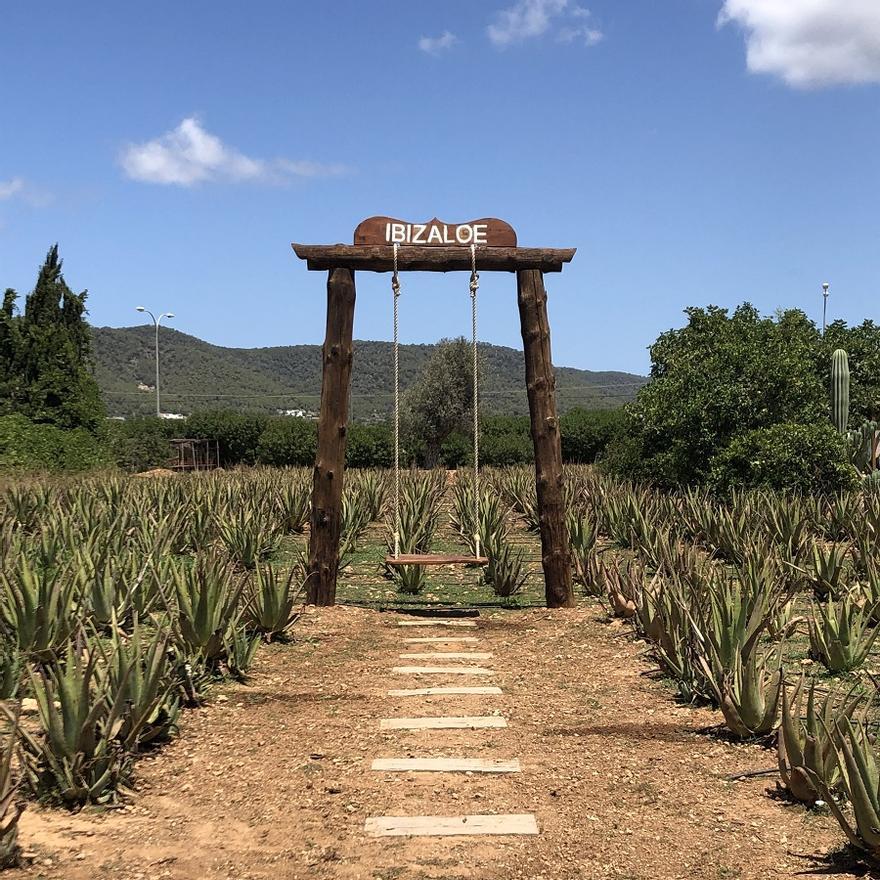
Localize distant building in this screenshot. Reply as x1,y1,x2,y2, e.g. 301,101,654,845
159,412,187,420
137,382,154,392
276,408,317,419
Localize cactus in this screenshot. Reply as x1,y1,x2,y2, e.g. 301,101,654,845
831,348,850,434
847,420,879,476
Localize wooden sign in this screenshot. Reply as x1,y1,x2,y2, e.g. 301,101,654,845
354,216,517,248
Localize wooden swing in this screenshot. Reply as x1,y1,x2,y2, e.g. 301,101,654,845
385,242,488,567
293,215,577,609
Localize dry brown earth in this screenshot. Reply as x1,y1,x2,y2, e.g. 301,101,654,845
9,605,850,880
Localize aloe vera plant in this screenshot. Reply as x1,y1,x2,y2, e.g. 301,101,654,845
808,594,880,673
244,565,305,641
484,538,528,601
98,618,180,748
339,490,371,573
0,705,24,868
716,647,782,739
809,542,850,601
812,716,880,860
605,559,638,619
767,598,804,641
385,474,445,594
275,476,311,533
349,470,388,522
21,644,137,805
0,557,80,662
215,504,282,570
170,554,244,667
777,676,863,805
567,512,599,590
690,559,781,687
223,622,261,681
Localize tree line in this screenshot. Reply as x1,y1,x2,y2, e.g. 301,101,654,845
3,247,879,492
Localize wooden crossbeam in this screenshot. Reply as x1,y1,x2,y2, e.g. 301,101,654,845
291,244,576,273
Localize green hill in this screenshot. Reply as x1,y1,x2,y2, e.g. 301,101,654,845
91,326,646,419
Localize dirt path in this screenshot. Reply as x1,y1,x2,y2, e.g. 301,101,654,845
11,605,843,880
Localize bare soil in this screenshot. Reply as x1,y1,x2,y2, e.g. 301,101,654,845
10,605,851,880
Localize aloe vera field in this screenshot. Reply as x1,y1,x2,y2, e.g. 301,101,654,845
0,464,878,877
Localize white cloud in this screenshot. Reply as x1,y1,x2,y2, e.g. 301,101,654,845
557,24,603,46
120,117,348,186
719,0,880,88
418,31,458,55
0,178,24,200
488,0,603,48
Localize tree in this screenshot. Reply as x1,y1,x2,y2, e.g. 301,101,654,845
402,337,479,468
606,304,827,486
560,408,624,463
1,245,105,434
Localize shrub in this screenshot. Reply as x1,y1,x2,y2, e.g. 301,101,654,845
186,410,268,466
708,422,858,494
560,408,624,463
0,414,110,473
346,423,392,468
107,417,177,472
481,415,532,466
439,431,472,469
256,418,317,467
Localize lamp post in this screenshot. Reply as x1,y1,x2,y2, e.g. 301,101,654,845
135,306,175,417
822,282,830,335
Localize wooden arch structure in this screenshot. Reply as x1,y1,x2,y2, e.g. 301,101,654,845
292,217,575,609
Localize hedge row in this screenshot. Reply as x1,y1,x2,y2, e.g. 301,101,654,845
108,408,625,472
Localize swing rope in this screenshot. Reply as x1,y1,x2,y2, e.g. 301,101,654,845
389,241,483,565
392,243,401,560
469,244,481,561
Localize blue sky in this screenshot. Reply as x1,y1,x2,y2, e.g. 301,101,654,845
1,0,878,382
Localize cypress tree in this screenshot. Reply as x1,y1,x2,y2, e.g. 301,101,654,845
4,245,105,433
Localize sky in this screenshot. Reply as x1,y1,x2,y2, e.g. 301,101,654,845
1,0,879,385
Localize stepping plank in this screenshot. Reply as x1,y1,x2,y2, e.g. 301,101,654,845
403,636,480,644
399,652,493,660
392,666,493,676
388,686,503,696
380,716,507,730
372,757,520,773
397,620,477,628
365,813,538,838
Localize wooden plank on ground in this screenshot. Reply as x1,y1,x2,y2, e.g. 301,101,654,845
388,686,503,696
392,666,493,676
371,757,520,773
397,620,478,628
365,813,539,838
380,716,507,730
399,652,493,660
402,636,480,644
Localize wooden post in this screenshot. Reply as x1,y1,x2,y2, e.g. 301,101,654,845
307,268,356,606
516,269,574,609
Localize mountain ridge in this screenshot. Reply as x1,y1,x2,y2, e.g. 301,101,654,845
90,325,646,419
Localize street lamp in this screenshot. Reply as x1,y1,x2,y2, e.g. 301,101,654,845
822,282,830,335
136,306,175,417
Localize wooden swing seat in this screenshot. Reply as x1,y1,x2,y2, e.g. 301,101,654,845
386,554,489,567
